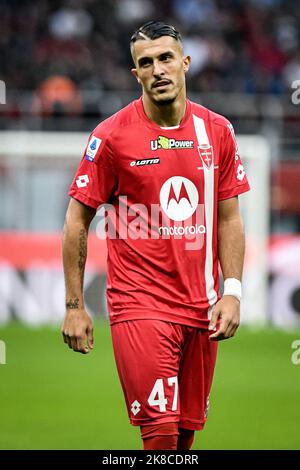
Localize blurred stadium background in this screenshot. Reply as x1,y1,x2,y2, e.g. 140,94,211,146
0,0,300,450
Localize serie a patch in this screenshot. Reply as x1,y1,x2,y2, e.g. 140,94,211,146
85,136,102,161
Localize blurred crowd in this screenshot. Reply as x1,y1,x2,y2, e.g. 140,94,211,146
0,0,300,118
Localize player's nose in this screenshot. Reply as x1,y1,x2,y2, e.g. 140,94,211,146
152,60,165,77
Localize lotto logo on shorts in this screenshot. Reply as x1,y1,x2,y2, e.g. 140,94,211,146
76,174,89,188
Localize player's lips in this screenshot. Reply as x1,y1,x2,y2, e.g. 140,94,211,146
152,80,172,89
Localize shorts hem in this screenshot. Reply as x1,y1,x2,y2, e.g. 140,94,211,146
129,416,206,431
130,415,180,427
178,418,206,431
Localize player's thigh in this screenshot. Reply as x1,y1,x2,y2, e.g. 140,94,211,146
179,328,218,430
110,320,184,425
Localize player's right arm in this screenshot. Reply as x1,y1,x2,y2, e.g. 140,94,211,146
61,197,96,354
62,125,117,353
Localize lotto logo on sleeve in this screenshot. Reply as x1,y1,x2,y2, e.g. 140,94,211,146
236,163,246,181
76,174,89,188
85,136,102,161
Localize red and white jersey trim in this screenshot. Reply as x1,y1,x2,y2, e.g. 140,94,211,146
192,114,218,319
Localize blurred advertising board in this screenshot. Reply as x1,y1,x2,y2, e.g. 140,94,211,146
1,232,299,328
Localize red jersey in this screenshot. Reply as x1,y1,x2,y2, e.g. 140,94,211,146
69,98,250,328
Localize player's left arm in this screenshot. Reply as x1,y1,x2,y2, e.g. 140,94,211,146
209,196,245,341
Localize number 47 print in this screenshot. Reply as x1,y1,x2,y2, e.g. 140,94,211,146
148,376,178,412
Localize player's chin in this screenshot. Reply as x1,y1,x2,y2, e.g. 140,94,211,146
152,92,177,105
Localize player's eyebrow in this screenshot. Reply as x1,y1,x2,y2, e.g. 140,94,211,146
159,51,174,58
137,50,175,67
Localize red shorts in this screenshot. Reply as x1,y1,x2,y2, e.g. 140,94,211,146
110,319,218,430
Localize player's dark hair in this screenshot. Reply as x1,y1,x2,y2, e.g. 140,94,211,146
130,20,182,47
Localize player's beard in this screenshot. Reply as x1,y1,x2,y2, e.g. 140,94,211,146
150,79,185,106
154,95,176,105
151,88,178,106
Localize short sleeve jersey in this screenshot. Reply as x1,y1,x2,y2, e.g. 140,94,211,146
69,98,250,328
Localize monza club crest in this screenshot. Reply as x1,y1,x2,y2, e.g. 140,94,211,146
198,144,214,169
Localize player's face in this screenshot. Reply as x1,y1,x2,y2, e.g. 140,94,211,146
131,36,191,105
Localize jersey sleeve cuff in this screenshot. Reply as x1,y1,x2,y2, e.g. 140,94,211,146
218,182,250,201
68,189,100,209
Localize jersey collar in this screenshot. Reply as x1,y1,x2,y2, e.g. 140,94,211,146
134,97,191,131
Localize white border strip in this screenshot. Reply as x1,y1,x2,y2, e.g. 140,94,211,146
192,114,217,315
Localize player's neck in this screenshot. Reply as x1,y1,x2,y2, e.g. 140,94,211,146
142,92,187,127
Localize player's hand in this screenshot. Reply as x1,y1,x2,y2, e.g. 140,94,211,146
208,296,240,341
61,309,94,354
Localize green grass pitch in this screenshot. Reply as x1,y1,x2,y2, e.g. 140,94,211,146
0,322,300,450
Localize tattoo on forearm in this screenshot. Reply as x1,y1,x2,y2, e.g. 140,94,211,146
78,228,87,286
66,298,79,309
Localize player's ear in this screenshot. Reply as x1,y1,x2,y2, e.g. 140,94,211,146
131,68,141,84
183,55,191,73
